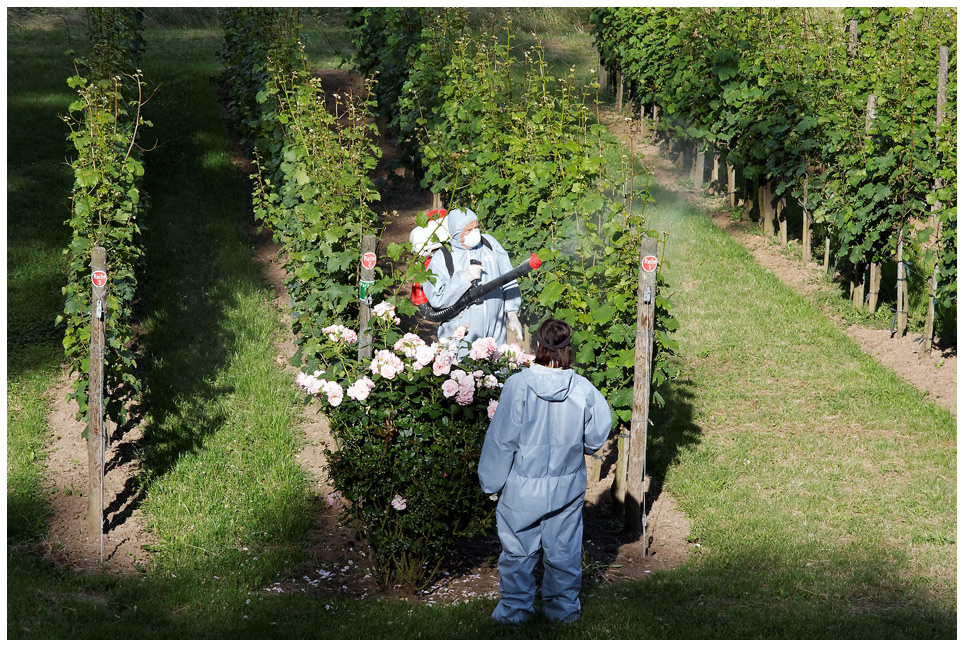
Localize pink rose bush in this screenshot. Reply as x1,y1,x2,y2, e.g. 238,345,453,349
294,307,534,586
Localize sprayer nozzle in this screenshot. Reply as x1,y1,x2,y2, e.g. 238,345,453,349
529,253,542,270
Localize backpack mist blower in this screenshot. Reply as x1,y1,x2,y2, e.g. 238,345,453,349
412,253,542,323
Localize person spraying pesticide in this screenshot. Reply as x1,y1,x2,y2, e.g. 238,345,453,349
478,318,613,625
420,208,524,352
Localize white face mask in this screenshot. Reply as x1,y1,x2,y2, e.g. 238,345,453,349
462,228,481,249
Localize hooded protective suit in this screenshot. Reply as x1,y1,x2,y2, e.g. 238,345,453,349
478,363,612,624
423,209,521,349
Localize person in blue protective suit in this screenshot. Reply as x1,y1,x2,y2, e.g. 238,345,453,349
478,318,613,624
422,208,524,351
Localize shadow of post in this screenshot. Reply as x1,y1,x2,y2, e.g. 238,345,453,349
582,374,702,565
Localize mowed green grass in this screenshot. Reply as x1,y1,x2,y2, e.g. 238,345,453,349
642,185,956,636
8,10,956,640
7,16,79,547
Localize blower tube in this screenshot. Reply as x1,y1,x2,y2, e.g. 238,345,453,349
416,253,542,323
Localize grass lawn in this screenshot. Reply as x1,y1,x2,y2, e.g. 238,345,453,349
7,10,956,640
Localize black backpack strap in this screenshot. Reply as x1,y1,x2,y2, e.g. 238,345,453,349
439,238,491,277
440,246,454,276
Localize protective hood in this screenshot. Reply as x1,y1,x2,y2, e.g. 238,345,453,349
525,363,575,402
447,208,479,250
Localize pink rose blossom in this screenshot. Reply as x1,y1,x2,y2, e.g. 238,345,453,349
432,351,454,376
480,373,499,389
455,386,474,406
391,494,407,511
393,333,424,358
487,399,499,419
373,301,401,325
470,337,498,361
447,369,475,405
370,349,404,380
441,379,459,398
498,343,534,369
453,323,470,340
322,324,358,345
297,371,327,395
347,376,375,401
413,343,435,369
326,491,341,507
323,381,344,406
296,370,325,392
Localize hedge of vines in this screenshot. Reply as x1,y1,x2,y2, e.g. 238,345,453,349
594,7,956,333
59,8,150,430
220,9,385,369
349,8,680,422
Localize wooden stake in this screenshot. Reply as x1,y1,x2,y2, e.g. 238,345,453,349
852,261,866,310
625,237,658,548
896,233,907,337
613,427,628,514
693,145,705,189
922,45,948,356
778,194,787,247
727,163,736,208
615,69,623,112
802,176,812,262
710,147,720,192
88,246,107,538
358,235,377,361
868,262,881,313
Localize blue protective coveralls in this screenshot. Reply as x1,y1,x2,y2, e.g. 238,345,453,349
423,209,521,349
478,363,612,624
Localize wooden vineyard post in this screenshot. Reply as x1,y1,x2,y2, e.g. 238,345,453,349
727,162,736,208
615,68,623,112
777,195,787,248
625,237,658,551
802,176,812,263
922,45,948,356
851,262,866,310
88,246,108,545
868,262,881,314
692,145,704,189
896,233,908,337
745,178,756,220
852,91,876,311
358,235,377,361
759,181,772,235
613,427,629,513
710,147,720,192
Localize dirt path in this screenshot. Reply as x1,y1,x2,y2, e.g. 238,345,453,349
603,111,957,418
